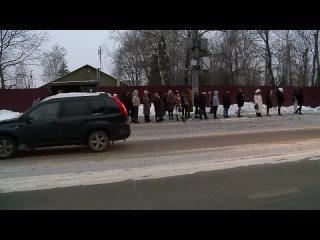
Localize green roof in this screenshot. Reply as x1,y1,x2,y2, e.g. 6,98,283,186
40,64,124,88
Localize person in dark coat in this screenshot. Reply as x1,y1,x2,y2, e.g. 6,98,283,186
186,89,193,119
193,91,200,118
222,89,231,118
209,91,214,113
180,92,188,120
266,89,273,116
143,90,151,123
295,89,304,115
166,90,175,120
122,91,133,122
198,92,208,120
161,92,168,119
277,88,285,116
120,91,128,108
236,88,244,117
153,92,165,122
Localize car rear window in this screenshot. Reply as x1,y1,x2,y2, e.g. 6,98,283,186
89,100,106,114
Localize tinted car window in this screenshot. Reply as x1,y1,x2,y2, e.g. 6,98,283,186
103,96,121,114
28,102,60,120
62,100,89,117
89,100,106,114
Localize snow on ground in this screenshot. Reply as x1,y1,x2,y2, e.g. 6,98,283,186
140,102,320,117
0,110,21,121
1,139,320,193
1,102,320,121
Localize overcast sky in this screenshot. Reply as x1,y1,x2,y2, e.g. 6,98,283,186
34,30,117,87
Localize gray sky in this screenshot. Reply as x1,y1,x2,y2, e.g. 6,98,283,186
34,30,117,87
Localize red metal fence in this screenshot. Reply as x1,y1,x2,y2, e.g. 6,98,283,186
0,89,50,113
1,86,320,113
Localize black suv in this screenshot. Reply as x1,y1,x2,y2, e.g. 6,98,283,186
0,92,131,159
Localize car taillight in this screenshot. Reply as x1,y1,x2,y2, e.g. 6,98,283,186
112,96,128,118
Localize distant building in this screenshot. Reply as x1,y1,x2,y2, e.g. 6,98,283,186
39,64,127,94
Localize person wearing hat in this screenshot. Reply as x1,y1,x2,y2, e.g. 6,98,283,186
236,88,245,117
166,90,175,120
277,88,285,116
254,89,263,117
222,89,231,118
132,90,140,123
198,91,208,120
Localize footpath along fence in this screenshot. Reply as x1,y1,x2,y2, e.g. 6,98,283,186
1,86,320,113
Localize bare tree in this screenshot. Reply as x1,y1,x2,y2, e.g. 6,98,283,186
107,30,189,86
137,30,188,85
208,30,263,86
106,30,318,87
272,30,293,86
314,30,320,86
290,30,313,86
0,30,47,89
297,30,319,87
8,62,34,89
284,30,293,86
40,44,68,84
109,31,150,86
257,30,276,86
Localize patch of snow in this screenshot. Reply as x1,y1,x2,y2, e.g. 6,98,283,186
139,102,320,116
42,92,110,102
1,102,320,121
0,110,22,121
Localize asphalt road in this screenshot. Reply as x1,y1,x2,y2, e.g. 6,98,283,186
1,159,320,209
10,121,320,161
1,126,320,179
0,113,320,209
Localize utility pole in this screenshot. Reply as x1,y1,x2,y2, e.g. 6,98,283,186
191,30,200,97
184,30,208,97
97,46,102,82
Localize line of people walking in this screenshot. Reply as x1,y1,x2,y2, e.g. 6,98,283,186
120,87,305,123
256,87,304,117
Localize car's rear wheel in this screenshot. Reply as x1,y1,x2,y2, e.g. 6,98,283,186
0,137,17,160
87,130,109,152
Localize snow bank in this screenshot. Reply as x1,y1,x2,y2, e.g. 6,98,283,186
140,102,320,116
0,110,22,121
1,102,320,122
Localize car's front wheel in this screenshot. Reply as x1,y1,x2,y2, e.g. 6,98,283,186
0,137,17,160
87,130,110,152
